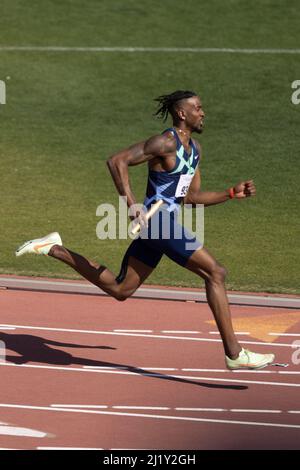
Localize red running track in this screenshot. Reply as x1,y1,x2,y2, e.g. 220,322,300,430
0,284,299,450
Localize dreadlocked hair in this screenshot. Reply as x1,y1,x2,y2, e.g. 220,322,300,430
154,90,197,122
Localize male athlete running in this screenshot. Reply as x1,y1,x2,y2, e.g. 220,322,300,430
16,90,275,370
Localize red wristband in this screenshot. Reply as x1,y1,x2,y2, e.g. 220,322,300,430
228,187,235,199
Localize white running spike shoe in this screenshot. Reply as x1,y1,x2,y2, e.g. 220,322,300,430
225,348,275,370
15,232,62,257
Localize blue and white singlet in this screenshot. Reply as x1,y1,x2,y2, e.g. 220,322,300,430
143,128,200,212
115,128,202,282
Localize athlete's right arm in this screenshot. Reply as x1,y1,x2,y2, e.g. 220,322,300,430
106,134,174,209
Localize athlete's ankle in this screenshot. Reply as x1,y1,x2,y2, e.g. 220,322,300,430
48,244,63,257
225,346,242,360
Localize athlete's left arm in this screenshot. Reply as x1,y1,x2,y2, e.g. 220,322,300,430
184,142,256,207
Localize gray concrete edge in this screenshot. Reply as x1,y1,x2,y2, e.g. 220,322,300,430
0,276,300,309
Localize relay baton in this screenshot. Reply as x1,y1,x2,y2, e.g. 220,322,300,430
130,199,164,235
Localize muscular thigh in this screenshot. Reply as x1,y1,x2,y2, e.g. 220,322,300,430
115,237,162,297
120,256,154,293
185,246,219,280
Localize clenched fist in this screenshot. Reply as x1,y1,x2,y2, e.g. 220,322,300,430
233,180,256,199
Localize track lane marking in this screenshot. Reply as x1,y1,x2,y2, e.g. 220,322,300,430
0,323,293,347
0,403,299,430
0,362,299,387
37,447,104,450
49,404,299,415
269,333,300,337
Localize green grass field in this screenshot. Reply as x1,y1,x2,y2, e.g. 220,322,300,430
0,0,299,293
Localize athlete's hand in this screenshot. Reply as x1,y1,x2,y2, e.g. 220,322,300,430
129,205,148,229
234,180,256,199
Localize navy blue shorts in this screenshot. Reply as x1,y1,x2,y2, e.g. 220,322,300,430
116,207,202,283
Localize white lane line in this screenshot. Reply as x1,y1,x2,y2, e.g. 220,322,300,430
51,404,108,409
110,448,153,451
182,369,229,372
83,366,129,370
113,329,153,333
0,362,299,387
0,403,299,430
112,406,170,410
51,404,170,411
37,447,104,450
134,368,178,371
279,371,300,375
269,333,300,337
0,323,293,347
176,408,226,412
209,331,250,336
161,331,200,334
1,46,300,54
230,409,282,414
233,370,275,374
82,366,299,375
0,327,16,330
52,405,300,415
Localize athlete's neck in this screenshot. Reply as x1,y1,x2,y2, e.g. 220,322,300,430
174,126,191,140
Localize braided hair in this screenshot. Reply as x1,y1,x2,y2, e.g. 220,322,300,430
154,90,197,122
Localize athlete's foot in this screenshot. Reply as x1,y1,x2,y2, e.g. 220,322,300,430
225,348,275,370
15,232,62,257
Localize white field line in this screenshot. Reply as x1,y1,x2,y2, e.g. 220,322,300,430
0,362,299,388
1,46,300,54
0,323,293,347
0,403,299,430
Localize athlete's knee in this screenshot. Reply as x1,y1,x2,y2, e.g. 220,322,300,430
115,293,128,302
114,287,135,302
210,263,227,283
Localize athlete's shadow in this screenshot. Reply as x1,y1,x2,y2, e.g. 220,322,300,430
0,332,247,391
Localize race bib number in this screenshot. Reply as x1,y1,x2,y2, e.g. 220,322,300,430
175,174,193,197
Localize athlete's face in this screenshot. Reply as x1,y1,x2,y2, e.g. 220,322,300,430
178,96,205,134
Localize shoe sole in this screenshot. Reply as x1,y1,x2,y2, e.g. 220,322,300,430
227,357,275,371
15,233,62,257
